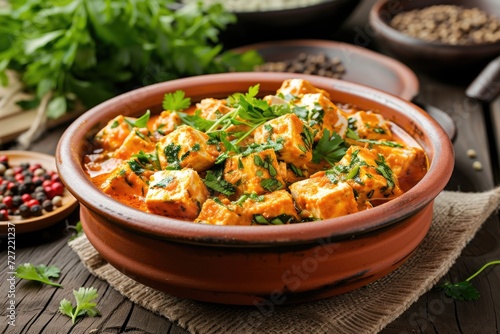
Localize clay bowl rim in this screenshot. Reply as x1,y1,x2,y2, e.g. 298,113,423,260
56,72,454,247
369,0,500,54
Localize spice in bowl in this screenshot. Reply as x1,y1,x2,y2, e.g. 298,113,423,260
0,155,65,221
390,5,500,45
254,52,346,79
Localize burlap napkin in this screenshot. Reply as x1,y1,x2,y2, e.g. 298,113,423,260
69,188,500,334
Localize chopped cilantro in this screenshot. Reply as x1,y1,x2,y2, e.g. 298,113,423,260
151,176,174,188
203,168,235,196
312,129,348,165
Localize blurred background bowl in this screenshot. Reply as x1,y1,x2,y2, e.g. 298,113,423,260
369,0,500,80
56,72,453,305
214,0,362,47
231,39,419,100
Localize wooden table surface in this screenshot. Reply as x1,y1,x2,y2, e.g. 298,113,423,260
2,0,500,333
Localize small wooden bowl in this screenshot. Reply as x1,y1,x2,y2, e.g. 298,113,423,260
369,0,500,79
56,72,454,305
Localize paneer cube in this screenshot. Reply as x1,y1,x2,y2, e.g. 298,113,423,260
239,190,300,225
289,175,358,220
100,161,150,208
156,125,220,171
253,113,313,167
223,149,285,197
151,110,181,135
145,169,209,219
371,145,428,191
195,198,251,226
196,98,233,121
276,79,331,100
94,115,133,152
195,98,251,141
114,128,154,160
332,146,403,206
298,93,349,140
348,111,393,140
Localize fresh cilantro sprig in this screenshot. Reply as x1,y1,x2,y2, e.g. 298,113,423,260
59,287,100,324
125,110,150,128
15,263,63,288
175,84,292,145
440,260,500,301
312,129,348,166
177,110,215,132
163,90,191,111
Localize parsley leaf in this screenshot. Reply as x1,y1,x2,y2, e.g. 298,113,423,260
59,287,100,324
312,129,348,165
125,110,150,128
0,1,263,119
440,281,480,301
439,260,500,301
163,90,191,111
177,110,215,132
15,263,62,288
202,85,293,143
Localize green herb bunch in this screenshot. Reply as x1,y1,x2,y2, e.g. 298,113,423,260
0,0,262,118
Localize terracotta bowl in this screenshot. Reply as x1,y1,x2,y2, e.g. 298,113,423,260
56,72,454,305
369,0,500,80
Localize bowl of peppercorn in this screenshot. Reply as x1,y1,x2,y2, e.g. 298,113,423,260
369,0,500,80
231,39,420,100
0,151,78,234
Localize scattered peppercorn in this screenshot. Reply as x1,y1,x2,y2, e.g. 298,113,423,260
390,5,500,45
42,199,54,212
466,149,477,158
0,155,66,220
254,52,346,79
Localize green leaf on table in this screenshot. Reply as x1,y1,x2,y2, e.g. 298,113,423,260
438,260,500,301
15,263,63,288
59,287,100,324
440,281,480,301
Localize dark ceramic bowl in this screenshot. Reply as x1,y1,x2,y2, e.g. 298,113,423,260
369,0,500,79
217,0,362,47
231,39,419,100
56,72,454,305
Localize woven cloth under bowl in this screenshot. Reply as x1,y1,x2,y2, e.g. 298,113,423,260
69,188,500,334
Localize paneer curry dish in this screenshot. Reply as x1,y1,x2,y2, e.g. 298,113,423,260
84,79,428,225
